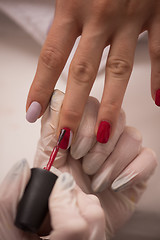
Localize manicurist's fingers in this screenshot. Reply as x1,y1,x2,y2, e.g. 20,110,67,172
71,97,99,159
111,148,158,193
148,10,160,106
26,17,78,123
34,90,67,169
92,126,142,192
0,160,30,214
0,160,35,240
82,109,125,175
76,191,106,240
49,173,88,240
58,27,106,138
96,25,140,143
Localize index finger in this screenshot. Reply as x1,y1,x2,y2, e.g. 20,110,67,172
26,17,78,122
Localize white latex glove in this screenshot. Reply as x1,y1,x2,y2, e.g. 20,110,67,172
0,160,103,240
33,90,158,239
0,160,40,240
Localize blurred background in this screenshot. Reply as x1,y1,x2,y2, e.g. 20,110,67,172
0,1,160,239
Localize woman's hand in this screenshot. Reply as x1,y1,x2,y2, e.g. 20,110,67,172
0,90,157,240
26,0,160,142
34,90,157,239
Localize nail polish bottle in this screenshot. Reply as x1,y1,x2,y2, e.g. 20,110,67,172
15,168,58,233
15,129,67,233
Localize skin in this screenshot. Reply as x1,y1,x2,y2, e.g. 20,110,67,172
34,90,157,238
26,0,160,138
0,91,157,240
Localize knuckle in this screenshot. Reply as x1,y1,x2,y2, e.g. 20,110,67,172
101,101,120,117
70,61,95,85
94,0,116,15
150,43,160,59
62,108,81,125
40,46,64,70
107,57,132,77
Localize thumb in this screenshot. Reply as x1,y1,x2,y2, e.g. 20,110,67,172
49,173,88,240
0,159,30,218
0,160,35,240
34,90,67,169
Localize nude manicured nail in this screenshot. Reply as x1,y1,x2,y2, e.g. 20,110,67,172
155,89,160,106
58,128,73,150
111,171,138,192
97,121,111,143
26,101,42,123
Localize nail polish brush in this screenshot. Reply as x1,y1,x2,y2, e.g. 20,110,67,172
15,130,66,233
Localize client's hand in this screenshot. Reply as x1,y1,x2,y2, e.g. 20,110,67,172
34,90,157,239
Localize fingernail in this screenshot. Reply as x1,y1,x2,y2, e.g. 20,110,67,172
91,165,113,193
71,137,95,160
97,121,111,143
111,171,138,192
58,172,75,191
26,101,42,123
58,128,73,150
155,89,160,106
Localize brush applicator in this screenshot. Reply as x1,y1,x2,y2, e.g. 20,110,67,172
15,130,66,233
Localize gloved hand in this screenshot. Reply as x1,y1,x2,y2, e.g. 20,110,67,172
0,90,157,240
1,160,102,240
34,89,158,239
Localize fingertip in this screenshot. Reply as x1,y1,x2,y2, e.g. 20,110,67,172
142,147,158,167
26,101,42,123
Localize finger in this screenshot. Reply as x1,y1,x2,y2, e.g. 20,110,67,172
111,148,158,193
26,17,78,122
0,160,38,240
148,12,160,106
76,191,106,240
34,90,67,169
92,126,142,192
96,25,140,143
49,173,88,240
0,160,30,216
58,27,106,138
82,109,125,175
70,97,99,159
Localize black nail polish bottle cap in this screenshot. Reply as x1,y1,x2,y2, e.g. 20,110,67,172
15,168,58,233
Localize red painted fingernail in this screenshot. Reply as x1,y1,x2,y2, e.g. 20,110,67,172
155,89,160,106
97,121,110,143
58,128,73,150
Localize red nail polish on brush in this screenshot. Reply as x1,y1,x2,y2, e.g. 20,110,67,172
58,128,73,150
97,121,111,143
15,128,72,233
155,89,160,106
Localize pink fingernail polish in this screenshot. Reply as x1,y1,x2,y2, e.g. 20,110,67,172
155,89,160,106
58,128,73,150
97,121,110,143
26,101,42,123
